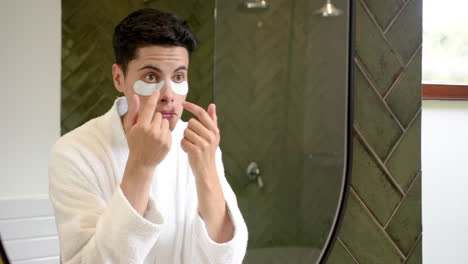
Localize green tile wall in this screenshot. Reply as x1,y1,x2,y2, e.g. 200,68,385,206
327,0,422,263
61,0,214,134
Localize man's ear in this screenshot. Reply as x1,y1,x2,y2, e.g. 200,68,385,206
112,64,125,93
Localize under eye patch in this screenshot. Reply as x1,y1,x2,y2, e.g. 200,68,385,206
170,81,188,95
133,80,164,96
133,80,189,96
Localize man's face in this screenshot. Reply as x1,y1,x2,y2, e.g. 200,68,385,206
113,45,189,131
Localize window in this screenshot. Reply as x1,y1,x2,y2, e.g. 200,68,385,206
422,0,468,100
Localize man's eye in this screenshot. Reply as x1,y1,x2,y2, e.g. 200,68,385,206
144,74,158,82
174,74,184,82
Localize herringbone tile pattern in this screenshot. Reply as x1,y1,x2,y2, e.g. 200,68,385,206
61,0,214,134
328,0,422,263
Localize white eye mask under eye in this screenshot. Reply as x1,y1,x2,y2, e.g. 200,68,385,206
133,80,189,96
133,80,164,96
170,81,189,95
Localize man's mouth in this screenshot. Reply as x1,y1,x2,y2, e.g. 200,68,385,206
160,112,175,119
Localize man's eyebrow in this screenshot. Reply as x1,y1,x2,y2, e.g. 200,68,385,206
173,66,188,72
138,65,188,72
138,65,162,72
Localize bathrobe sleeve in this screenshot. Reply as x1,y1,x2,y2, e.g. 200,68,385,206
48,142,165,264
189,147,249,264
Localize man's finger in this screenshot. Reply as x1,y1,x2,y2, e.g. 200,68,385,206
184,127,204,146
207,104,219,134
182,101,217,132
161,118,170,131
207,104,216,123
126,94,140,130
151,112,162,129
180,138,196,153
139,90,160,125
188,118,211,140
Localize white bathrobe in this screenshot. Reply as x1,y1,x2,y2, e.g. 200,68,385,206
48,97,248,264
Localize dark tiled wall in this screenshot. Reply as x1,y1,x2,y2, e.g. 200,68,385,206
328,0,422,263
61,0,214,134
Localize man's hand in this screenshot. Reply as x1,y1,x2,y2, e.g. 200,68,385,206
180,102,220,181
121,91,172,215
181,102,234,243
124,91,172,169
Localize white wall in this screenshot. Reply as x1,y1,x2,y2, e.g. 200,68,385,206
422,100,468,264
0,198,60,264
0,0,61,197
0,1,61,262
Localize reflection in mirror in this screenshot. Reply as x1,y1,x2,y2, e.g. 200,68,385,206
0,0,352,263
315,0,344,17
214,0,351,262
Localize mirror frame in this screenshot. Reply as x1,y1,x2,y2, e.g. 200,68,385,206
318,0,355,263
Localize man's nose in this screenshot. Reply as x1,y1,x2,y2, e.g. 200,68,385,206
159,80,174,103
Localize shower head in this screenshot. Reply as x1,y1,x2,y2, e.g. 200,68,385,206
243,0,270,9
315,0,343,17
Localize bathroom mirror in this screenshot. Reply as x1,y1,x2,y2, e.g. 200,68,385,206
213,0,353,263
1,0,353,263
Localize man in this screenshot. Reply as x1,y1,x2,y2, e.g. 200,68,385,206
49,8,248,263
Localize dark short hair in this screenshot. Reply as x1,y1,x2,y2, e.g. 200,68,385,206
112,8,198,74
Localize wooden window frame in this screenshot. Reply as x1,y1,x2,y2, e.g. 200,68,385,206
422,84,468,100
